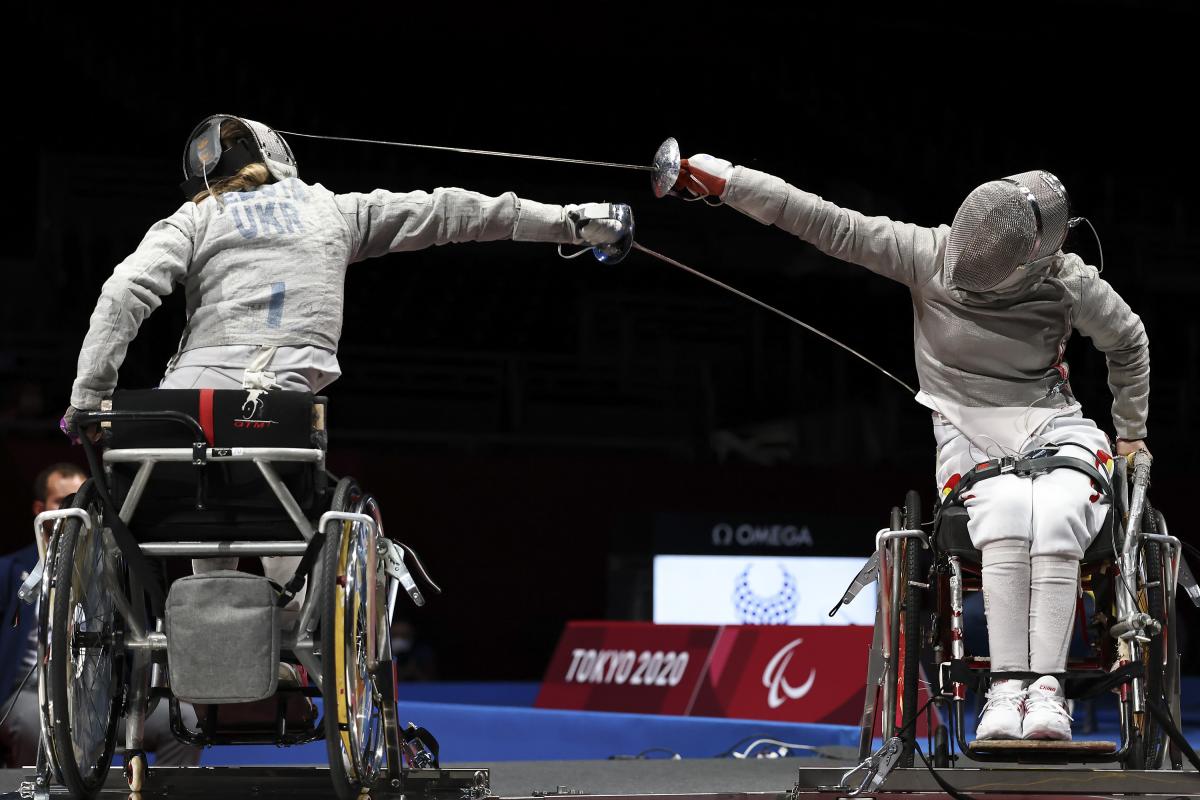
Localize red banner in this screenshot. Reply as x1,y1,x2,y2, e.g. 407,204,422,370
536,622,872,725
688,625,872,723
534,622,719,715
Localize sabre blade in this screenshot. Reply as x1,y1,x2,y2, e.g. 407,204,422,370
631,242,917,396
278,130,655,172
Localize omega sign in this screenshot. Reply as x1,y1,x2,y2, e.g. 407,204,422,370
711,523,814,549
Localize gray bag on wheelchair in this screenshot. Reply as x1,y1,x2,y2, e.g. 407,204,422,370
165,571,280,703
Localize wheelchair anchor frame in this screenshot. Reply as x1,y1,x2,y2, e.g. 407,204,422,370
840,448,1191,781
27,403,444,799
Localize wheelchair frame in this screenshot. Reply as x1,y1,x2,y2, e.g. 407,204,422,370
24,405,443,800
838,450,1188,777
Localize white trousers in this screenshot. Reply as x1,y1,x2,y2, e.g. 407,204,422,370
934,412,1114,675
934,413,1113,560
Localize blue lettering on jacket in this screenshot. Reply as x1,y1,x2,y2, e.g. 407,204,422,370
232,205,258,239
226,188,305,238
255,201,285,235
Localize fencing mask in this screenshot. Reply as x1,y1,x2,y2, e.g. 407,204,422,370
180,114,298,199
945,170,1071,292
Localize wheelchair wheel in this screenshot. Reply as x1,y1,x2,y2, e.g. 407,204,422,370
1120,500,1170,770
897,490,923,767
1138,502,1168,769
321,478,390,800
46,481,124,800
933,724,951,768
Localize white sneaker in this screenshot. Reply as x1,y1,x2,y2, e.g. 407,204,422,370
1023,676,1073,740
975,679,1025,740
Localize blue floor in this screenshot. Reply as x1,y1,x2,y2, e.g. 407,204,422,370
197,683,857,765
190,679,1200,765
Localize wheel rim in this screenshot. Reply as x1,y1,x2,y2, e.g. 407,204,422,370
335,505,387,784
58,517,122,785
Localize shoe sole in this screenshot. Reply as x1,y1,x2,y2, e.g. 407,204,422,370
1022,729,1072,741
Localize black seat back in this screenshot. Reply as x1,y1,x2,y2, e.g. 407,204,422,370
104,390,328,541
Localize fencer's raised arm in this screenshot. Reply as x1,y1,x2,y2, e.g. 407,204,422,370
69,183,629,412
673,155,944,288
333,187,626,262
1064,255,1150,441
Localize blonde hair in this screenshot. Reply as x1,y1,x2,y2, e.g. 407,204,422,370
190,120,271,204
191,162,271,203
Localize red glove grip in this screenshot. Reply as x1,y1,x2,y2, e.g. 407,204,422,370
672,158,728,198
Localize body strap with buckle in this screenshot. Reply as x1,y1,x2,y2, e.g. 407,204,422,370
945,445,1113,506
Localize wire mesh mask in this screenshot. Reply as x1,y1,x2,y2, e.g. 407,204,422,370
945,170,1071,292
180,114,298,197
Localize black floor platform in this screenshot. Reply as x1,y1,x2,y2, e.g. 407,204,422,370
2,759,1197,799
0,761,799,800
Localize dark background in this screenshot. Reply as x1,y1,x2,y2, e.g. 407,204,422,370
2,4,1197,679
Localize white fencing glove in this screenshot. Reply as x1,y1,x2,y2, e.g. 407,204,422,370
566,202,632,246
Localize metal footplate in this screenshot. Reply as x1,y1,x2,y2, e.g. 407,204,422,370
967,739,1118,756
18,766,490,799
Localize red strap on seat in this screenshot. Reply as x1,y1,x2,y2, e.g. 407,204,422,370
199,388,215,445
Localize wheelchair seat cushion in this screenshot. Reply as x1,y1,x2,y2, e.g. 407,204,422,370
934,504,1115,564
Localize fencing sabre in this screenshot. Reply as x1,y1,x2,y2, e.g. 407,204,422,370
281,128,912,394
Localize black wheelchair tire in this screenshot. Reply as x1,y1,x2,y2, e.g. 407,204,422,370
1140,504,1167,769
47,481,123,800
933,723,951,768
899,490,923,767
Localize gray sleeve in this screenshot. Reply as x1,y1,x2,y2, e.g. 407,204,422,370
722,166,946,288
333,187,575,262
1068,260,1150,440
71,209,195,410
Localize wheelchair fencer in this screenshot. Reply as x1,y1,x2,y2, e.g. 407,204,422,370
831,448,1200,792
19,389,446,800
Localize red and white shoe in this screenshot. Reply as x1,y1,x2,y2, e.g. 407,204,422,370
1022,676,1073,740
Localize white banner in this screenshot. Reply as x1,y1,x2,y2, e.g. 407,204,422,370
653,555,875,626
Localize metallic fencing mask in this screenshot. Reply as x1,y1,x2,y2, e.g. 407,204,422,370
945,170,1071,292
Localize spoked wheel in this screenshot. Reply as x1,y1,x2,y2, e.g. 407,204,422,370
322,478,392,800
1136,501,1168,769
897,490,923,767
46,481,124,799
1119,500,1170,770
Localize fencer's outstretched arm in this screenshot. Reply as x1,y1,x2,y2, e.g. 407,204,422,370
334,187,622,262
71,209,195,410
1064,255,1150,441
675,158,945,289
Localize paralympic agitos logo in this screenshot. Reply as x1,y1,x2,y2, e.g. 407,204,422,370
762,637,817,709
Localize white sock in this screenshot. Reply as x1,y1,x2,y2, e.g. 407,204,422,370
1029,555,1079,675
980,541,1031,673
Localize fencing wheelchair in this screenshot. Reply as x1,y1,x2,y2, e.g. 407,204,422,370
832,448,1199,789
21,389,445,800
